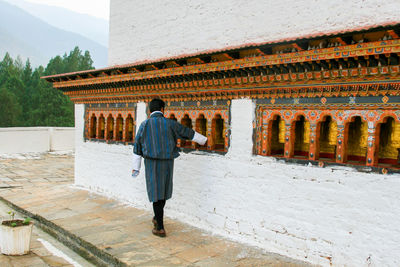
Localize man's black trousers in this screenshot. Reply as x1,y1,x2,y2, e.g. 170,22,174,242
153,199,166,230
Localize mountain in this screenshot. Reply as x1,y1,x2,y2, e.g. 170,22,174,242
3,0,109,47
0,0,107,68
0,26,47,65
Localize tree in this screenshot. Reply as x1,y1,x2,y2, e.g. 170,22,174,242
45,46,94,75
0,47,95,127
44,55,63,76
22,59,32,84
0,53,14,85
35,46,94,126
0,86,22,127
81,51,94,70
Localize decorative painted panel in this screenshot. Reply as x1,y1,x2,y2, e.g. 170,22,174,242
84,103,137,144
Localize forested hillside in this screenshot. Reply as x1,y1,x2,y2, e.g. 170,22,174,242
0,47,94,127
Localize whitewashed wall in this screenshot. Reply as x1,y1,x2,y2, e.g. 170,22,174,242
0,127,74,154
109,0,400,66
74,101,400,267
100,1,400,265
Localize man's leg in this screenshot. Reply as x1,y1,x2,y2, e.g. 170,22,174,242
153,199,166,230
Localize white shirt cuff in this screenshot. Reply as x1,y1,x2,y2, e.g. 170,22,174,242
132,153,142,171
192,131,207,145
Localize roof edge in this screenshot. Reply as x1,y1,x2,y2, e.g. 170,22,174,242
42,21,400,80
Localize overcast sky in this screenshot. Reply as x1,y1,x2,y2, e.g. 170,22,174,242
24,0,110,20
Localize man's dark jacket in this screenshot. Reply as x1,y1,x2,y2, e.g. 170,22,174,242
133,112,195,159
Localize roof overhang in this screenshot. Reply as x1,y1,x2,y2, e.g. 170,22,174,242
42,22,400,82
41,23,400,104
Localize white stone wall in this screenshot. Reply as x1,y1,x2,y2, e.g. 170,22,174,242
98,2,400,264
74,100,400,267
0,127,74,154
51,128,76,151
109,0,400,66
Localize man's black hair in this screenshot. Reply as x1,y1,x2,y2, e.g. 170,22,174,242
149,98,165,113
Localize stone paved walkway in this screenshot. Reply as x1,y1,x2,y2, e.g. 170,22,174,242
0,153,313,266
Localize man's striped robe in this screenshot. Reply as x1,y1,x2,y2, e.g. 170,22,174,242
133,112,195,202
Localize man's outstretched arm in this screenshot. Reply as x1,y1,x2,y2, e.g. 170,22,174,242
174,121,207,145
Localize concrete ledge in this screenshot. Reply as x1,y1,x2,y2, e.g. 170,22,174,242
0,127,73,132
0,127,74,154
0,196,126,267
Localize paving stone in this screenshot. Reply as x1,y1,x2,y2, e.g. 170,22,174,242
0,254,13,267
175,246,217,263
8,253,47,267
192,256,236,267
83,228,130,246
144,235,195,255
53,216,106,231
72,223,119,238
101,239,150,255
118,246,170,266
136,256,192,267
41,208,80,221
41,255,71,266
31,246,54,257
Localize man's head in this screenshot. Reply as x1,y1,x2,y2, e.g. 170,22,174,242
149,98,165,113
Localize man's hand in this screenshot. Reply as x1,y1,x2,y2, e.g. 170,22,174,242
132,169,140,177
192,132,208,146
132,153,142,177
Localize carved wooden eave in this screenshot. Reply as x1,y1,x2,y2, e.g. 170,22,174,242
42,24,400,104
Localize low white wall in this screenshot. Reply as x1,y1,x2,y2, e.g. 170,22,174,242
51,127,75,151
0,127,75,154
74,101,400,267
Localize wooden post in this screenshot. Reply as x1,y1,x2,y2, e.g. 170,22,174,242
96,117,100,139
284,123,293,158
113,118,118,141
262,123,269,156
104,117,109,140
88,116,93,139
207,119,214,150
122,117,127,142
85,116,90,139
92,116,98,139
366,123,378,166
335,123,346,163
309,123,317,160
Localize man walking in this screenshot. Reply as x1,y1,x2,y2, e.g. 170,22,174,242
132,98,207,237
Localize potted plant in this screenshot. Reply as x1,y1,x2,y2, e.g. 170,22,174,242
0,211,33,255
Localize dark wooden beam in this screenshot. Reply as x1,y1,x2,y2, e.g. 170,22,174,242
292,43,304,51
336,37,348,46
387,30,399,39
